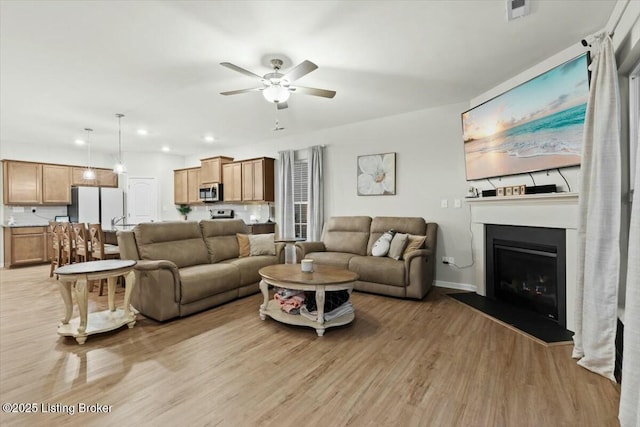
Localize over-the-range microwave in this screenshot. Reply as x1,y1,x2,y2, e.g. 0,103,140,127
199,183,223,202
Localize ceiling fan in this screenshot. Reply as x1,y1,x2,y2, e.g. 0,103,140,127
220,59,336,110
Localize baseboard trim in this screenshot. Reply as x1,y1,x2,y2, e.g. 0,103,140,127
435,280,476,292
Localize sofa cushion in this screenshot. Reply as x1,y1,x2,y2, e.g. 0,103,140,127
200,219,249,262
224,255,280,286
179,263,240,304
367,217,426,255
321,216,371,255
237,233,250,257
134,221,209,268
249,233,276,256
371,231,394,256
403,234,426,259
305,252,357,270
349,256,405,287
388,233,409,260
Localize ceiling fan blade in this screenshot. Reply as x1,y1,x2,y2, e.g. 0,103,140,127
283,60,318,83
220,62,264,80
276,101,288,110
220,87,263,96
290,86,336,98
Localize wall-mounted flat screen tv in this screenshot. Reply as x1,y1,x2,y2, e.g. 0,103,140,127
462,53,589,181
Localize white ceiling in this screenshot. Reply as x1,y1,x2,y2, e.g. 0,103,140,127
0,0,616,157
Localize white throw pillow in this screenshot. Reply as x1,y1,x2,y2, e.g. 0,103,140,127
371,231,395,257
248,233,276,256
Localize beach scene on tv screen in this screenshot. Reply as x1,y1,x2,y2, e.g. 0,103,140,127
463,54,588,181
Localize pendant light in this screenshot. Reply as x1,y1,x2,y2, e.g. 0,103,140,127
113,113,126,174
82,128,96,180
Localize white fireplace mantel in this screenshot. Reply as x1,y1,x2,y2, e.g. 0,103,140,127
467,192,579,331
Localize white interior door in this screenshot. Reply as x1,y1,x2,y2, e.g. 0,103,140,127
127,177,157,224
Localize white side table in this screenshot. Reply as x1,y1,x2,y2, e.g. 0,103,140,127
54,259,137,344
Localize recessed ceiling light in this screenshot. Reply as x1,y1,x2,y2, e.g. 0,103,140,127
204,135,214,143
75,139,85,145
137,129,148,136
161,146,170,152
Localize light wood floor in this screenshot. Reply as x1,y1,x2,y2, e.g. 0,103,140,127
0,265,620,426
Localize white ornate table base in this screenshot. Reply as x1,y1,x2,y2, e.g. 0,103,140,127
258,264,357,337
55,260,137,344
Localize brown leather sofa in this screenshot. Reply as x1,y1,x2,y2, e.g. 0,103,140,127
296,216,437,299
117,219,284,321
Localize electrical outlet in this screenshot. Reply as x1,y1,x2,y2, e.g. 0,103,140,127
448,257,455,265
441,199,448,208
454,199,461,208
442,256,448,263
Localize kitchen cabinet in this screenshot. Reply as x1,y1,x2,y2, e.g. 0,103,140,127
222,162,243,202
187,168,201,204
174,167,201,205
71,167,118,188
42,164,72,204
200,156,233,184
241,157,275,202
2,160,71,205
3,226,48,267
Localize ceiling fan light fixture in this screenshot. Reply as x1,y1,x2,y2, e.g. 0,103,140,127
262,84,290,104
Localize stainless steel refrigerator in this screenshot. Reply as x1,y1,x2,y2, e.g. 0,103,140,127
68,187,124,227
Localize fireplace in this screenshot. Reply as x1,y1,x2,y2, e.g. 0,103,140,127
486,224,567,328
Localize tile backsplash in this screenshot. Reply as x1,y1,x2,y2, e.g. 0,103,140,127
4,205,68,226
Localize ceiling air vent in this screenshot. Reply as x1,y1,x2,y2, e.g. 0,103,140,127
506,0,530,21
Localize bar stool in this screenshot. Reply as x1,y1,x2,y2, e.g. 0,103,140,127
73,223,91,263
60,222,76,266
89,223,120,295
48,221,63,277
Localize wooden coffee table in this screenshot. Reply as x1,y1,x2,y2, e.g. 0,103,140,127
258,264,358,336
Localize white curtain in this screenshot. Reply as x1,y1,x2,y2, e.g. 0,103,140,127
277,150,295,239
308,145,324,241
572,33,621,381
619,122,640,426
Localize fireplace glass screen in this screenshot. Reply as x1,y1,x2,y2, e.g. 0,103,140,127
494,241,558,322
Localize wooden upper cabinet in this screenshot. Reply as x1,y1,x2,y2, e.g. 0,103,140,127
41,164,71,204
3,161,41,205
96,169,118,187
200,156,233,184
187,168,201,204
174,169,188,205
241,157,274,202
71,167,118,188
173,167,201,205
222,162,242,202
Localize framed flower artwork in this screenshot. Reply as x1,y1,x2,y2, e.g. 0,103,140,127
357,152,396,195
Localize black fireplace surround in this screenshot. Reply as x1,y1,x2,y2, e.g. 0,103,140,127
486,224,567,328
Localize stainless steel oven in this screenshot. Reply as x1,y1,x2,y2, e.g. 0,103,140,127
199,183,223,202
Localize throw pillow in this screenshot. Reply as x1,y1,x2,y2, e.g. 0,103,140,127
236,233,250,257
249,233,276,256
402,234,426,259
371,230,395,257
387,233,409,260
